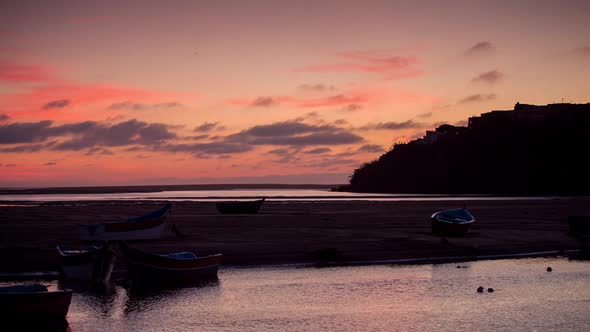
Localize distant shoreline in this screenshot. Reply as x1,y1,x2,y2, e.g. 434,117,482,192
0,183,341,195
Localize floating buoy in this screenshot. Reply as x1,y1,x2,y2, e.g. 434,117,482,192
477,286,484,293
487,288,494,293
547,267,552,272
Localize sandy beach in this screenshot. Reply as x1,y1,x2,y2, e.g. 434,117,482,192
0,199,583,272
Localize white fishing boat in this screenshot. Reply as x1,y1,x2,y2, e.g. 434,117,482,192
80,203,172,241
431,208,475,235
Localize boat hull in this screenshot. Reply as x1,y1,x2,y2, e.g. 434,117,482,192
80,203,171,241
0,290,72,323
216,199,264,214
120,243,222,287
127,262,220,286
431,219,473,235
58,245,116,282
431,208,475,235
80,222,167,241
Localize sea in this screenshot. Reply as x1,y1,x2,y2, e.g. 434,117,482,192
3,257,589,331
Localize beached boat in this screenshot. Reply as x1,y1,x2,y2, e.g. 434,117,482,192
80,202,172,241
216,198,265,214
0,284,72,324
119,242,222,286
431,208,475,235
56,244,116,282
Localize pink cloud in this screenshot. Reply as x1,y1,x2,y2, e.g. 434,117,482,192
226,96,295,108
298,51,423,80
4,83,155,109
1,60,188,122
226,87,439,111
297,94,369,108
0,60,56,83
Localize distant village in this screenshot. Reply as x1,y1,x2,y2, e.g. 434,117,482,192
414,102,590,145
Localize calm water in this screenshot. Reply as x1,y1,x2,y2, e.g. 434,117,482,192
7,257,590,331
0,188,559,202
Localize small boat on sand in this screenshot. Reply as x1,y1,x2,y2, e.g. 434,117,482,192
119,242,222,286
216,198,265,214
431,208,475,235
0,284,72,324
56,244,116,282
80,203,172,241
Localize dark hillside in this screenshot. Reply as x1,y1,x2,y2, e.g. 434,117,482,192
341,103,590,194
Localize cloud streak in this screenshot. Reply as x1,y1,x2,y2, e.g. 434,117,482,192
300,51,423,80
43,99,70,110
0,60,56,82
458,93,497,104
297,84,336,92
226,121,363,146
0,119,177,150
251,97,278,107
358,120,426,131
471,70,503,84
465,42,495,57
108,101,182,111
304,147,332,154
574,46,590,56
194,122,220,132
358,144,384,153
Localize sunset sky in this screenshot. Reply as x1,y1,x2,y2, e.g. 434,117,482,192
1,0,589,187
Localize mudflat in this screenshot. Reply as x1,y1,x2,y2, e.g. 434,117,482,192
0,199,582,271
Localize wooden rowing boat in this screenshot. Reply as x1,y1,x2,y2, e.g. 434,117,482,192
431,208,475,235
56,244,115,282
80,203,172,241
119,242,222,286
0,284,72,325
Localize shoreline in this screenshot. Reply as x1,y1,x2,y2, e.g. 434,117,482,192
221,249,584,270
0,249,582,281
0,196,568,205
0,199,585,273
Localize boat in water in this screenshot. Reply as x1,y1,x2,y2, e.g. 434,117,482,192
119,242,222,286
216,198,265,214
0,284,72,325
431,208,475,235
80,202,172,241
56,244,116,282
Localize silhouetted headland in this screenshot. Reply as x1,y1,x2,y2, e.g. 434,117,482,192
337,103,590,194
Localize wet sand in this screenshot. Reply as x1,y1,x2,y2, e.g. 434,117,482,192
0,199,581,272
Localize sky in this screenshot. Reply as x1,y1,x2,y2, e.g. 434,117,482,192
1,0,589,187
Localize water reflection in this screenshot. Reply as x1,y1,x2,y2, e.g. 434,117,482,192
123,279,221,316
9,258,589,331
